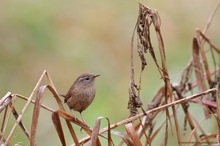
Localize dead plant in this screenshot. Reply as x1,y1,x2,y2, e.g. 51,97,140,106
1,2,220,146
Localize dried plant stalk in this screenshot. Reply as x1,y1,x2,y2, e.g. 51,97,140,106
1,2,220,146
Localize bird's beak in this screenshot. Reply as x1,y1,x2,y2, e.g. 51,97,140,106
94,74,100,78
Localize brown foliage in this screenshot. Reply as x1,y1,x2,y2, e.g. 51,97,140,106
1,2,220,145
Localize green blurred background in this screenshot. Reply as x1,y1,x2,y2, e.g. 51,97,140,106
0,0,220,145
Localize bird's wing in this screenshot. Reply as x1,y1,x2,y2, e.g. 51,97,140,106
64,89,72,103
64,84,79,102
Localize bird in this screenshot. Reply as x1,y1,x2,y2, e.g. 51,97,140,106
60,73,100,123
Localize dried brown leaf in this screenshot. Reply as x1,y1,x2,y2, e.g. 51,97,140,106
52,112,66,146
125,123,142,146
30,85,44,146
88,116,112,146
0,92,12,113
193,37,210,115
112,131,134,146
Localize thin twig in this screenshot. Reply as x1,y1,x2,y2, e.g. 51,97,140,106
203,0,220,34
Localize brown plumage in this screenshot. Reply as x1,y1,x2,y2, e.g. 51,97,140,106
61,73,100,122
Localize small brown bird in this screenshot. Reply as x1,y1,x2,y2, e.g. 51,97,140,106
61,73,100,123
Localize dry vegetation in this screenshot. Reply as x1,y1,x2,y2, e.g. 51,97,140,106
1,2,220,146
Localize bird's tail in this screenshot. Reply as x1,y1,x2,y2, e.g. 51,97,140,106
59,94,67,103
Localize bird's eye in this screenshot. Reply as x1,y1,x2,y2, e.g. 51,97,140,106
85,77,90,80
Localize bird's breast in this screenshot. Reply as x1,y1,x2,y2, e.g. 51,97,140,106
66,86,96,112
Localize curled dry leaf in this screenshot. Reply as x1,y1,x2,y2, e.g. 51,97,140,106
0,92,12,113
125,123,142,146
88,117,112,146
112,131,134,146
